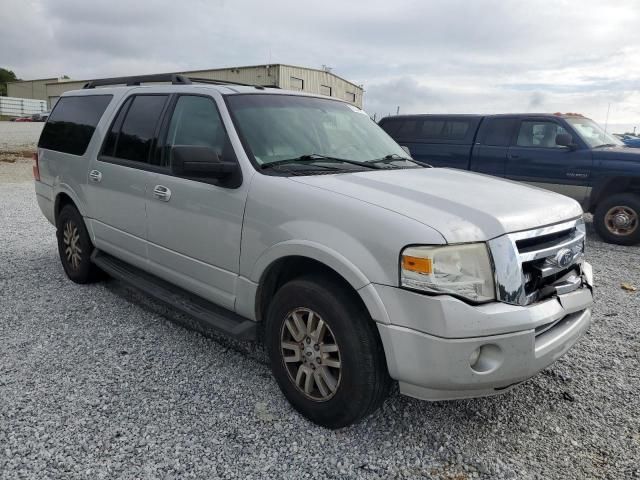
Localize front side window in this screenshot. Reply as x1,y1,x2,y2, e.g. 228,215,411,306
163,95,227,164
226,94,409,167
38,95,112,155
516,121,568,148
102,95,168,163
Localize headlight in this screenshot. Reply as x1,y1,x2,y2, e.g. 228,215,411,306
400,243,496,302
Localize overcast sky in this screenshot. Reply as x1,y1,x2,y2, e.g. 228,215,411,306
3,0,639,132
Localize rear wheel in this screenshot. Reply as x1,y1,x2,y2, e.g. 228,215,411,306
265,275,391,429
594,193,640,245
56,204,104,283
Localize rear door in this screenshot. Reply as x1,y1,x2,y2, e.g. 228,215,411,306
144,93,247,310
86,94,170,267
470,117,517,176
505,118,592,204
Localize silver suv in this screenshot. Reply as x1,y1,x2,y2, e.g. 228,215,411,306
34,74,593,428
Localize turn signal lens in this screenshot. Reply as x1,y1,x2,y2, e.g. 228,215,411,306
402,255,433,274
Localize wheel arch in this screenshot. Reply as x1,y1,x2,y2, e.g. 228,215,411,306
588,176,640,212
53,186,86,223
249,243,391,338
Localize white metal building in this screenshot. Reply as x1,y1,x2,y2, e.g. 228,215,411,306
7,64,364,109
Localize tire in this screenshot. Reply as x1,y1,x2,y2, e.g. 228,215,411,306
593,193,640,246
56,204,103,283
265,275,392,429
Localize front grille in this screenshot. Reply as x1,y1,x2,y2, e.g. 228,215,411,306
489,218,586,306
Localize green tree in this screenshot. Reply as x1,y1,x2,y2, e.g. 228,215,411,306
0,68,18,96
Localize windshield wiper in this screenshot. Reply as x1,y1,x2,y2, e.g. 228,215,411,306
368,154,428,168
261,154,382,170
593,143,617,148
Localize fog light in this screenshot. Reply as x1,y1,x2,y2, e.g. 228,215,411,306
469,344,503,374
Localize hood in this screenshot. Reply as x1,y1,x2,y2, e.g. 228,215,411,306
591,145,640,161
290,168,583,243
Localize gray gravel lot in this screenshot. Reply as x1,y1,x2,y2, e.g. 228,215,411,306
1,180,639,480
0,122,43,152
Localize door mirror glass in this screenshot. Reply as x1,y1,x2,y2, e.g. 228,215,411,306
555,133,577,149
171,145,237,178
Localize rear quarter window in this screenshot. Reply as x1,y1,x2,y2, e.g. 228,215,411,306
38,95,113,155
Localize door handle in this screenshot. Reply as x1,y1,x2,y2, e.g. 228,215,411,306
88,170,102,183
508,153,520,160
153,185,172,202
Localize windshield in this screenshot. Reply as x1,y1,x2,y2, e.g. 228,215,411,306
226,94,411,167
565,117,623,148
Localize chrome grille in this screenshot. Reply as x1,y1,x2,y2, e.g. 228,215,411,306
488,218,586,306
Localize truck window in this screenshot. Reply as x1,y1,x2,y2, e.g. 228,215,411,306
102,95,168,163
479,118,517,146
163,95,228,166
516,121,567,148
38,95,113,155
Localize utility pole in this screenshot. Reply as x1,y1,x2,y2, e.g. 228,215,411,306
396,106,400,116
604,103,611,133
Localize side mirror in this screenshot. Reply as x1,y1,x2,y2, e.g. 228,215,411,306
400,145,411,156
556,133,577,150
171,145,238,178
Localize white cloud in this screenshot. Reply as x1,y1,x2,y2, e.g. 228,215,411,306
1,0,638,131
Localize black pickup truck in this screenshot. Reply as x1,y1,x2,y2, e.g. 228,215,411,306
379,113,640,245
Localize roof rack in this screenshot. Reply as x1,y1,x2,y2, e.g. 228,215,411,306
83,74,192,89
188,77,280,89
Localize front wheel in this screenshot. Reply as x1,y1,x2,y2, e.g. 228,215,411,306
265,275,391,429
594,193,640,245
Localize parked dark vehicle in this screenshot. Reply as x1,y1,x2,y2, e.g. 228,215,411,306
379,113,640,245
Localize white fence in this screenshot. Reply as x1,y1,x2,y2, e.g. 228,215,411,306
0,96,48,117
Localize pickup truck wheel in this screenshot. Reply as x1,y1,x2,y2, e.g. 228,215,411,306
56,205,103,283
265,275,391,429
594,193,640,245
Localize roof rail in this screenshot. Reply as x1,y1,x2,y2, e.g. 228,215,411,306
188,77,280,89
82,74,192,89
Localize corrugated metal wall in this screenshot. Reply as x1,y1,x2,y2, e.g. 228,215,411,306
278,66,363,107
7,78,56,102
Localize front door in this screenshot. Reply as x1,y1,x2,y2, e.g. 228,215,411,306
86,94,170,268
145,94,248,310
505,118,593,205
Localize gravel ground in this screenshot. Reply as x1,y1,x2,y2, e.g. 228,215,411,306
0,122,43,152
0,122,42,183
1,177,639,479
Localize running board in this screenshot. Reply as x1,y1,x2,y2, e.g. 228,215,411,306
91,250,257,340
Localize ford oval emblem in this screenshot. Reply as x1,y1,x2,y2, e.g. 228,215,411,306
555,248,574,268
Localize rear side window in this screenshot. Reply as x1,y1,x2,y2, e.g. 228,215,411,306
38,95,112,155
479,118,517,146
101,95,168,163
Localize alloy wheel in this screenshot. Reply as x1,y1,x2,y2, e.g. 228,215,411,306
63,221,82,270
280,307,342,401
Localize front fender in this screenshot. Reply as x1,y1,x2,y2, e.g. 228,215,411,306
246,240,391,324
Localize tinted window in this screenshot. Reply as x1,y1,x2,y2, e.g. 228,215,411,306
164,96,227,165
38,95,112,155
101,97,132,157
516,121,568,148
396,120,417,137
442,120,470,140
480,118,516,146
112,95,168,163
419,120,445,138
